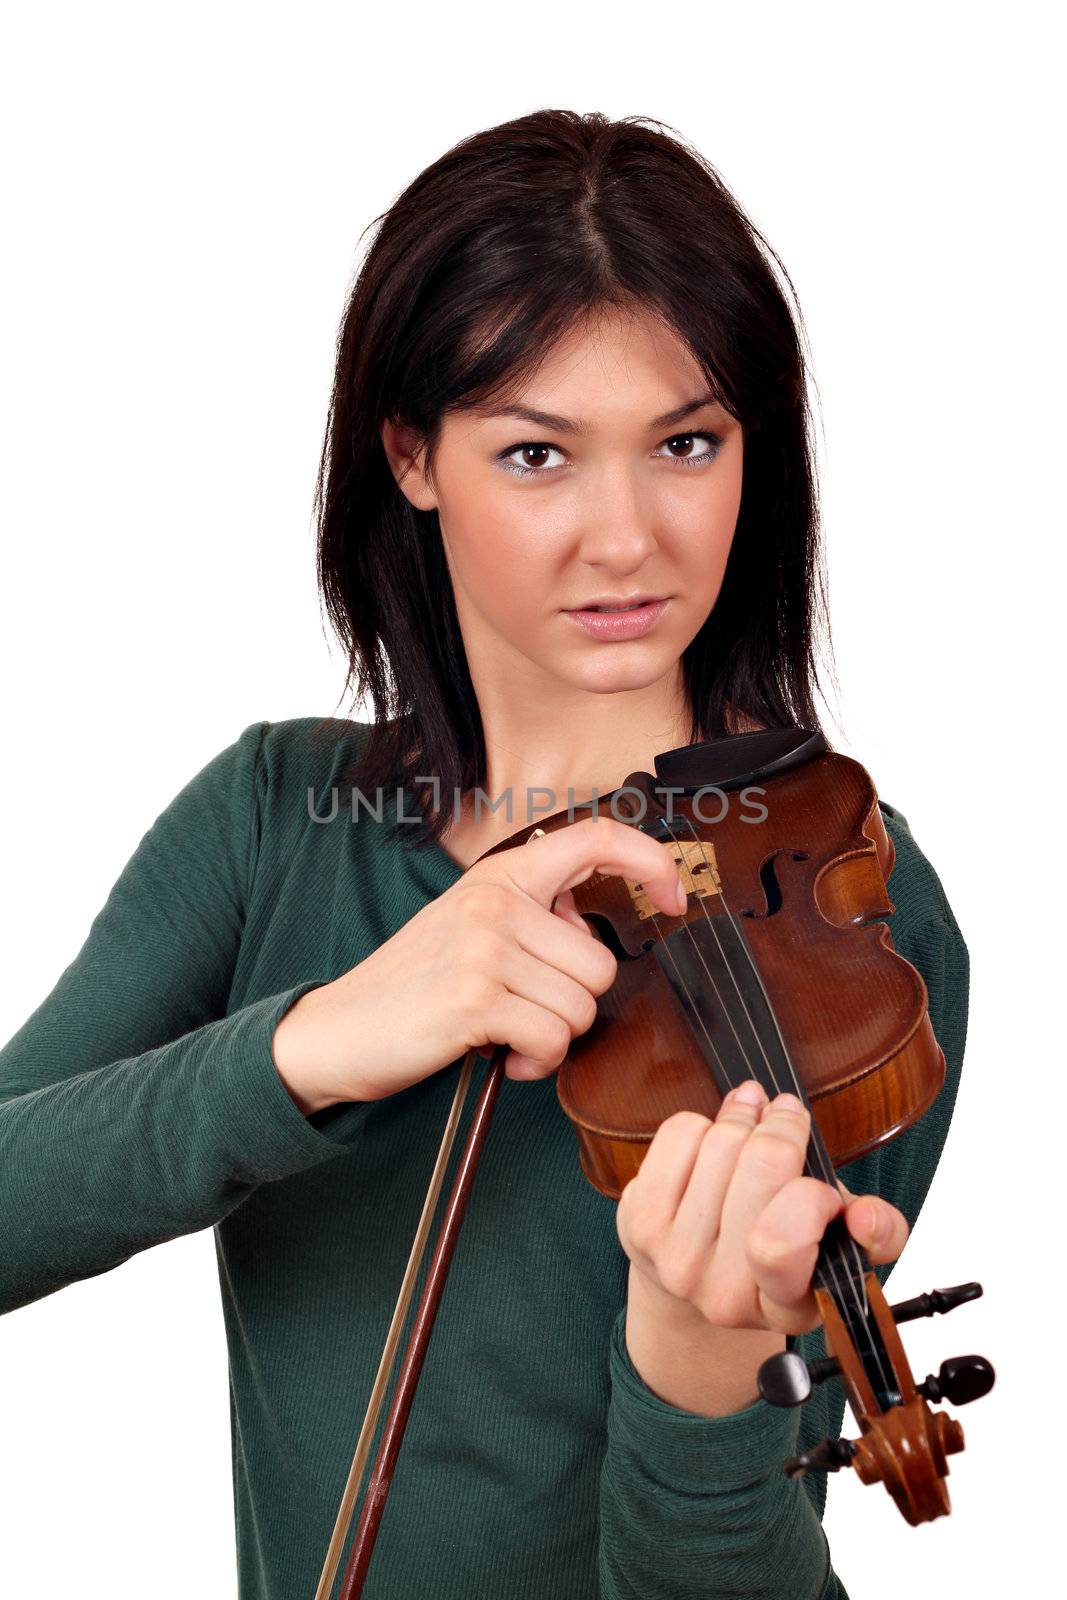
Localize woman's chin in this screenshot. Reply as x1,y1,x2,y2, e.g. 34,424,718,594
544,656,678,697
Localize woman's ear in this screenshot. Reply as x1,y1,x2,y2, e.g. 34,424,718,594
379,417,439,511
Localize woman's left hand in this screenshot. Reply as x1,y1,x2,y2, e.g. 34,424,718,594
616,1077,910,1338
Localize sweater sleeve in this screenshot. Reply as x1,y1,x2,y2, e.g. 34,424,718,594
596,813,970,1599
0,722,373,1317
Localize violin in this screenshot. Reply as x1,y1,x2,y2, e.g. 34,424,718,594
320,728,994,1598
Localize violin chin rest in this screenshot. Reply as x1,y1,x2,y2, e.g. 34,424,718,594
653,728,827,793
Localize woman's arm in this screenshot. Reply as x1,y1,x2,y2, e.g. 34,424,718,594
595,813,970,1599
0,723,369,1316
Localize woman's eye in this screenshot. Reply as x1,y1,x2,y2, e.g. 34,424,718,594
499,443,567,477
496,431,723,478
656,431,722,466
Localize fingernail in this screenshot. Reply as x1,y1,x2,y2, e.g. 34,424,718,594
675,880,688,912
731,1079,765,1107
864,1202,883,1241
773,1093,806,1114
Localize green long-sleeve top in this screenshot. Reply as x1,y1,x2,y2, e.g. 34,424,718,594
0,718,969,1599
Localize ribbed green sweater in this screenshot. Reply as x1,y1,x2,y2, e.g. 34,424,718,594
0,719,969,1599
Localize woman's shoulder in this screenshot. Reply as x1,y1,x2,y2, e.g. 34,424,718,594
184,717,381,857
252,714,374,791
876,799,961,939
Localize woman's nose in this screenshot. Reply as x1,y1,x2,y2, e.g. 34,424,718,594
574,468,659,570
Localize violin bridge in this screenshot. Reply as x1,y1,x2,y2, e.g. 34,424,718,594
627,840,722,919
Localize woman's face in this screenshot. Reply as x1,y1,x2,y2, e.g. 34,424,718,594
382,307,743,706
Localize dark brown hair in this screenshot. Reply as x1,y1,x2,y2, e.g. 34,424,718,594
314,109,831,847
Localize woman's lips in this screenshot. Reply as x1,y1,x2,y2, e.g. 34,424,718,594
563,598,669,640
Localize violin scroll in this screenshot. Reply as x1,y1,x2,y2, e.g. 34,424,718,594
760,1276,995,1524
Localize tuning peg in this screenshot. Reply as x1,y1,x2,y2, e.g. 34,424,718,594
890,1282,983,1325
783,1436,857,1478
916,1354,995,1405
758,1349,841,1407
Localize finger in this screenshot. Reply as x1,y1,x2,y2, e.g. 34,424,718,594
496,943,600,1078
456,870,615,993
486,990,579,1079
746,1174,846,1326
832,1173,908,1262
670,1080,768,1246
550,887,592,934
717,1092,812,1249
504,894,617,997
490,815,687,919
842,1194,910,1266
551,886,579,918
620,1111,714,1240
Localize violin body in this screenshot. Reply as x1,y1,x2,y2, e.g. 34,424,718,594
486,732,944,1197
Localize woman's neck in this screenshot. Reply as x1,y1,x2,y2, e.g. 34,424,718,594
436,694,698,869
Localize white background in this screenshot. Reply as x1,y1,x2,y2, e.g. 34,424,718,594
1,4,1059,1595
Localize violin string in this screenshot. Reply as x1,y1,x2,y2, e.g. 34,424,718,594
637,807,893,1399
662,809,892,1397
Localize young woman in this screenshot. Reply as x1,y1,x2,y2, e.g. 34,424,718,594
0,110,968,1598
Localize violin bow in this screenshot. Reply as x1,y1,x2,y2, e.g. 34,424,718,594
315,830,547,1599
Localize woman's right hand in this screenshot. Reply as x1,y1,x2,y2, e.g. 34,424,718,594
271,815,688,1114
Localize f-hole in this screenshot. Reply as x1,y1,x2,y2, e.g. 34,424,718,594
581,911,647,958
741,850,809,920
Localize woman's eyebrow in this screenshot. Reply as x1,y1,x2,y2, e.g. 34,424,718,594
474,394,720,435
